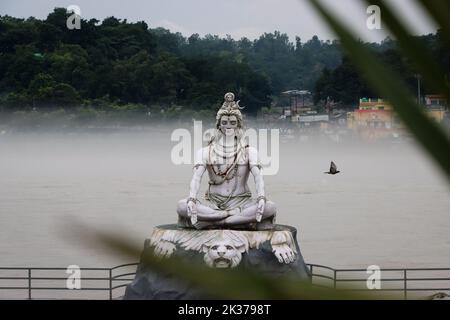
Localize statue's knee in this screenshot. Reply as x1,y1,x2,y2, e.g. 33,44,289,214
264,201,277,216
177,199,187,216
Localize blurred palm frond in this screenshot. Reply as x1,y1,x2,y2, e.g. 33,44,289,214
73,1,450,300
309,0,450,180
68,220,392,300
416,0,450,46
364,0,450,100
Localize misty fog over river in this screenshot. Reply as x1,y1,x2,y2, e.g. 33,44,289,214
0,128,449,269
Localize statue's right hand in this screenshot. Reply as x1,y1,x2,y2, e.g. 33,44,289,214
187,200,198,224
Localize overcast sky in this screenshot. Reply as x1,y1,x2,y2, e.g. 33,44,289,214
1,0,438,42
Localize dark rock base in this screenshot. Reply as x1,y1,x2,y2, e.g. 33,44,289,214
124,224,311,300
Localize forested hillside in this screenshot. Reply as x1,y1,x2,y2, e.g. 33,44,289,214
1,8,448,114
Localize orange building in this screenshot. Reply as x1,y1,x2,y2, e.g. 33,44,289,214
425,94,447,123
425,94,447,108
347,98,401,140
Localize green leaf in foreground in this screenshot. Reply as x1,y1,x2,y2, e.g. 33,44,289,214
308,0,450,180
64,219,397,300
365,0,450,101
416,0,450,47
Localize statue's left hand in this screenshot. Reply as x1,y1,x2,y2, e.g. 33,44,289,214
256,199,265,222
272,244,296,264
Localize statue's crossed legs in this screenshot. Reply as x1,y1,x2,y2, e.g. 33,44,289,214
176,198,277,229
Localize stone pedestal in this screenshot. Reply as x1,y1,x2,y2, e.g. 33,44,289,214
124,224,310,300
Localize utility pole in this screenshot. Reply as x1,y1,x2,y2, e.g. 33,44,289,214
415,74,421,105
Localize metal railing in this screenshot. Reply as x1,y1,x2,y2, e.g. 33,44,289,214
0,263,139,300
1,263,449,299
307,264,450,299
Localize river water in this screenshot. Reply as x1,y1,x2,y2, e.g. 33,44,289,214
0,128,449,270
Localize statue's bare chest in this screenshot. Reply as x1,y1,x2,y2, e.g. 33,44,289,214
205,146,250,186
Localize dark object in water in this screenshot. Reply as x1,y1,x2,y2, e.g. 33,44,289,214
324,161,340,175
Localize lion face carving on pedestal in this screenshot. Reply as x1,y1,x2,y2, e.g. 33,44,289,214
202,239,246,268
149,227,298,268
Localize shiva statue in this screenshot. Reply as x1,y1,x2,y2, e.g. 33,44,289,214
177,92,277,230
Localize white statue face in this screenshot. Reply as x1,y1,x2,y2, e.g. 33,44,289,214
219,115,238,137
224,92,234,102
203,239,243,268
